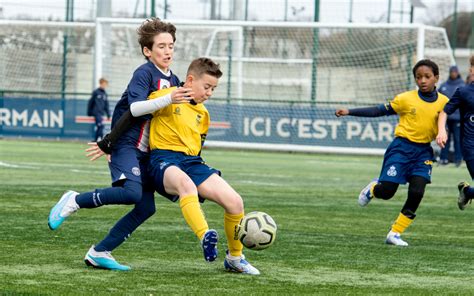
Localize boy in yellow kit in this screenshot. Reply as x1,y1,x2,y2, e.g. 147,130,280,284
335,59,448,246
145,58,260,275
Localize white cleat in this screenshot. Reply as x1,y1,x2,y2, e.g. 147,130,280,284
358,178,378,207
48,190,80,230
224,251,260,275
385,231,408,247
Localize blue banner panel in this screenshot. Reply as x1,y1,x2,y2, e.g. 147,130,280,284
1,97,398,149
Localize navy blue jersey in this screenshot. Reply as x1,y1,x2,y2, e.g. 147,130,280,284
87,88,110,117
111,60,180,152
444,84,474,160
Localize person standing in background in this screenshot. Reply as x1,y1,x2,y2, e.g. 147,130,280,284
438,66,465,166
87,78,111,141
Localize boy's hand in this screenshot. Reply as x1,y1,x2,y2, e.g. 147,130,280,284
171,88,194,104
86,142,106,161
335,109,349,117
436,130,448,148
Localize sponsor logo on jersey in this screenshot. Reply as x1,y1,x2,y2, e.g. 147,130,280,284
424,160,433,165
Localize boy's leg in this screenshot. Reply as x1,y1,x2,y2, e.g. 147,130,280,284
198,174,259,275
94,115,103,141
84,189,155,271
458,159,474,210
162,166,209,240
452,121,463,165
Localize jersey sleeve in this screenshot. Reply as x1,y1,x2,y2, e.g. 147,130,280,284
127,68,153,105
444,88,461,115
388,94,404,114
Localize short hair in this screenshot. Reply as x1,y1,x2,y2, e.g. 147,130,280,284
470,55,474,67
137,18,176,58
187,57,223,79
412,59,439,77
99,78,108,84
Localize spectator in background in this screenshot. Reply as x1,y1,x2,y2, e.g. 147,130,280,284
87,78,110,141
439,66,465,166
467,73,473,84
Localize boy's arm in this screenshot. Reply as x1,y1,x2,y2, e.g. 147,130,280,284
105,96,111,118
436,111,448,148
444,88,462,115
335,104,396,117
129,87,193,117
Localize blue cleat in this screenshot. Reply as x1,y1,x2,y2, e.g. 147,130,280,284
48,190,79,230
224,250,260,275
201,229,218,262
358,178,378,207
84,245,131,271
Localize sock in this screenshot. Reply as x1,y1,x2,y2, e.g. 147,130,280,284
391,212,414,234
179,194,208,240
224,212,244,257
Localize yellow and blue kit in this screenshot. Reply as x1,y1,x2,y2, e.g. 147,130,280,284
349,89,448,184
147,87,220,201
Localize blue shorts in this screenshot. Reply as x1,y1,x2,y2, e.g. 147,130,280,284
109,147,153,190
148,150,221,202
379,137,434,184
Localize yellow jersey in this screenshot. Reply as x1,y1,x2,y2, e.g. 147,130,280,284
388,90,448,144
148,87,210,156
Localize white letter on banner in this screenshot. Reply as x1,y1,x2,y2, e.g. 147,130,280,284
12,109,28,127
360,123,376,141
378,122,393,141
0,108,11,126
265,118,272,137
346,121,362,140
250,117,265,137
312,120,327,139
50,110,63,128
277,118,290,138
326,120,342,139
28,110,43,127
298,119,312,138
243,117,249,136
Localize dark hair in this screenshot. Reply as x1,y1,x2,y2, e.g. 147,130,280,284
187,57,223,79
470,55,474,67
412,59,439,77
137,18,176,58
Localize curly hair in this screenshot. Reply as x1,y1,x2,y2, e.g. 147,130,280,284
137,18,176,58
412,59,439,77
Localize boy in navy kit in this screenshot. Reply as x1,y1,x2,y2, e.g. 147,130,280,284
87,78,110,141
336,59,448,246
48,18,193,271
437,56,474,210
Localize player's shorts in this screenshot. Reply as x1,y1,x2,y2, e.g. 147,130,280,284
148,149,221,202
109,146,153,190
379,137,433,184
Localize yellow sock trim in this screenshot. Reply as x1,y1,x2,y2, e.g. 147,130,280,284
224,212,244,257
179,194,208,240
391,212,414,234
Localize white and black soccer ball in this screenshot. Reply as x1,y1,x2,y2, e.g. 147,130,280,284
237,211,277,250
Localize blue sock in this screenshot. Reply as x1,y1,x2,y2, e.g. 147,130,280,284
76,180,142,208
95,190,156,252
465,186,474,199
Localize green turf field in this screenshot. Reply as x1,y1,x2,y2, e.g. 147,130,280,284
1,139,474,295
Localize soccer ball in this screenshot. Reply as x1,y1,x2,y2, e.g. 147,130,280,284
237,211,277,250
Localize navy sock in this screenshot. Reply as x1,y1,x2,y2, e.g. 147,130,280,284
465,186,474,200
95,190,156,252
76,180,142,208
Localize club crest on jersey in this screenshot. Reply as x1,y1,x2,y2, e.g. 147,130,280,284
157,79,171,90
173,107,181,115
196,114,202,125
132,167,141,176
410,108,416,115
387,165,397,177
424,160,433,166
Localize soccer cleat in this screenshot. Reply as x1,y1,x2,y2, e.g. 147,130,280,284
201,229,218,262
385,231,408,247
358,178,378,207
84,245,131,271
48,190,80,230
224,251,260,275
458,181,472,211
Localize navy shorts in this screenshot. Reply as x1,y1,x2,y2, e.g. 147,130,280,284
148,149,220,202
109,147,153,190
379,137,434,184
